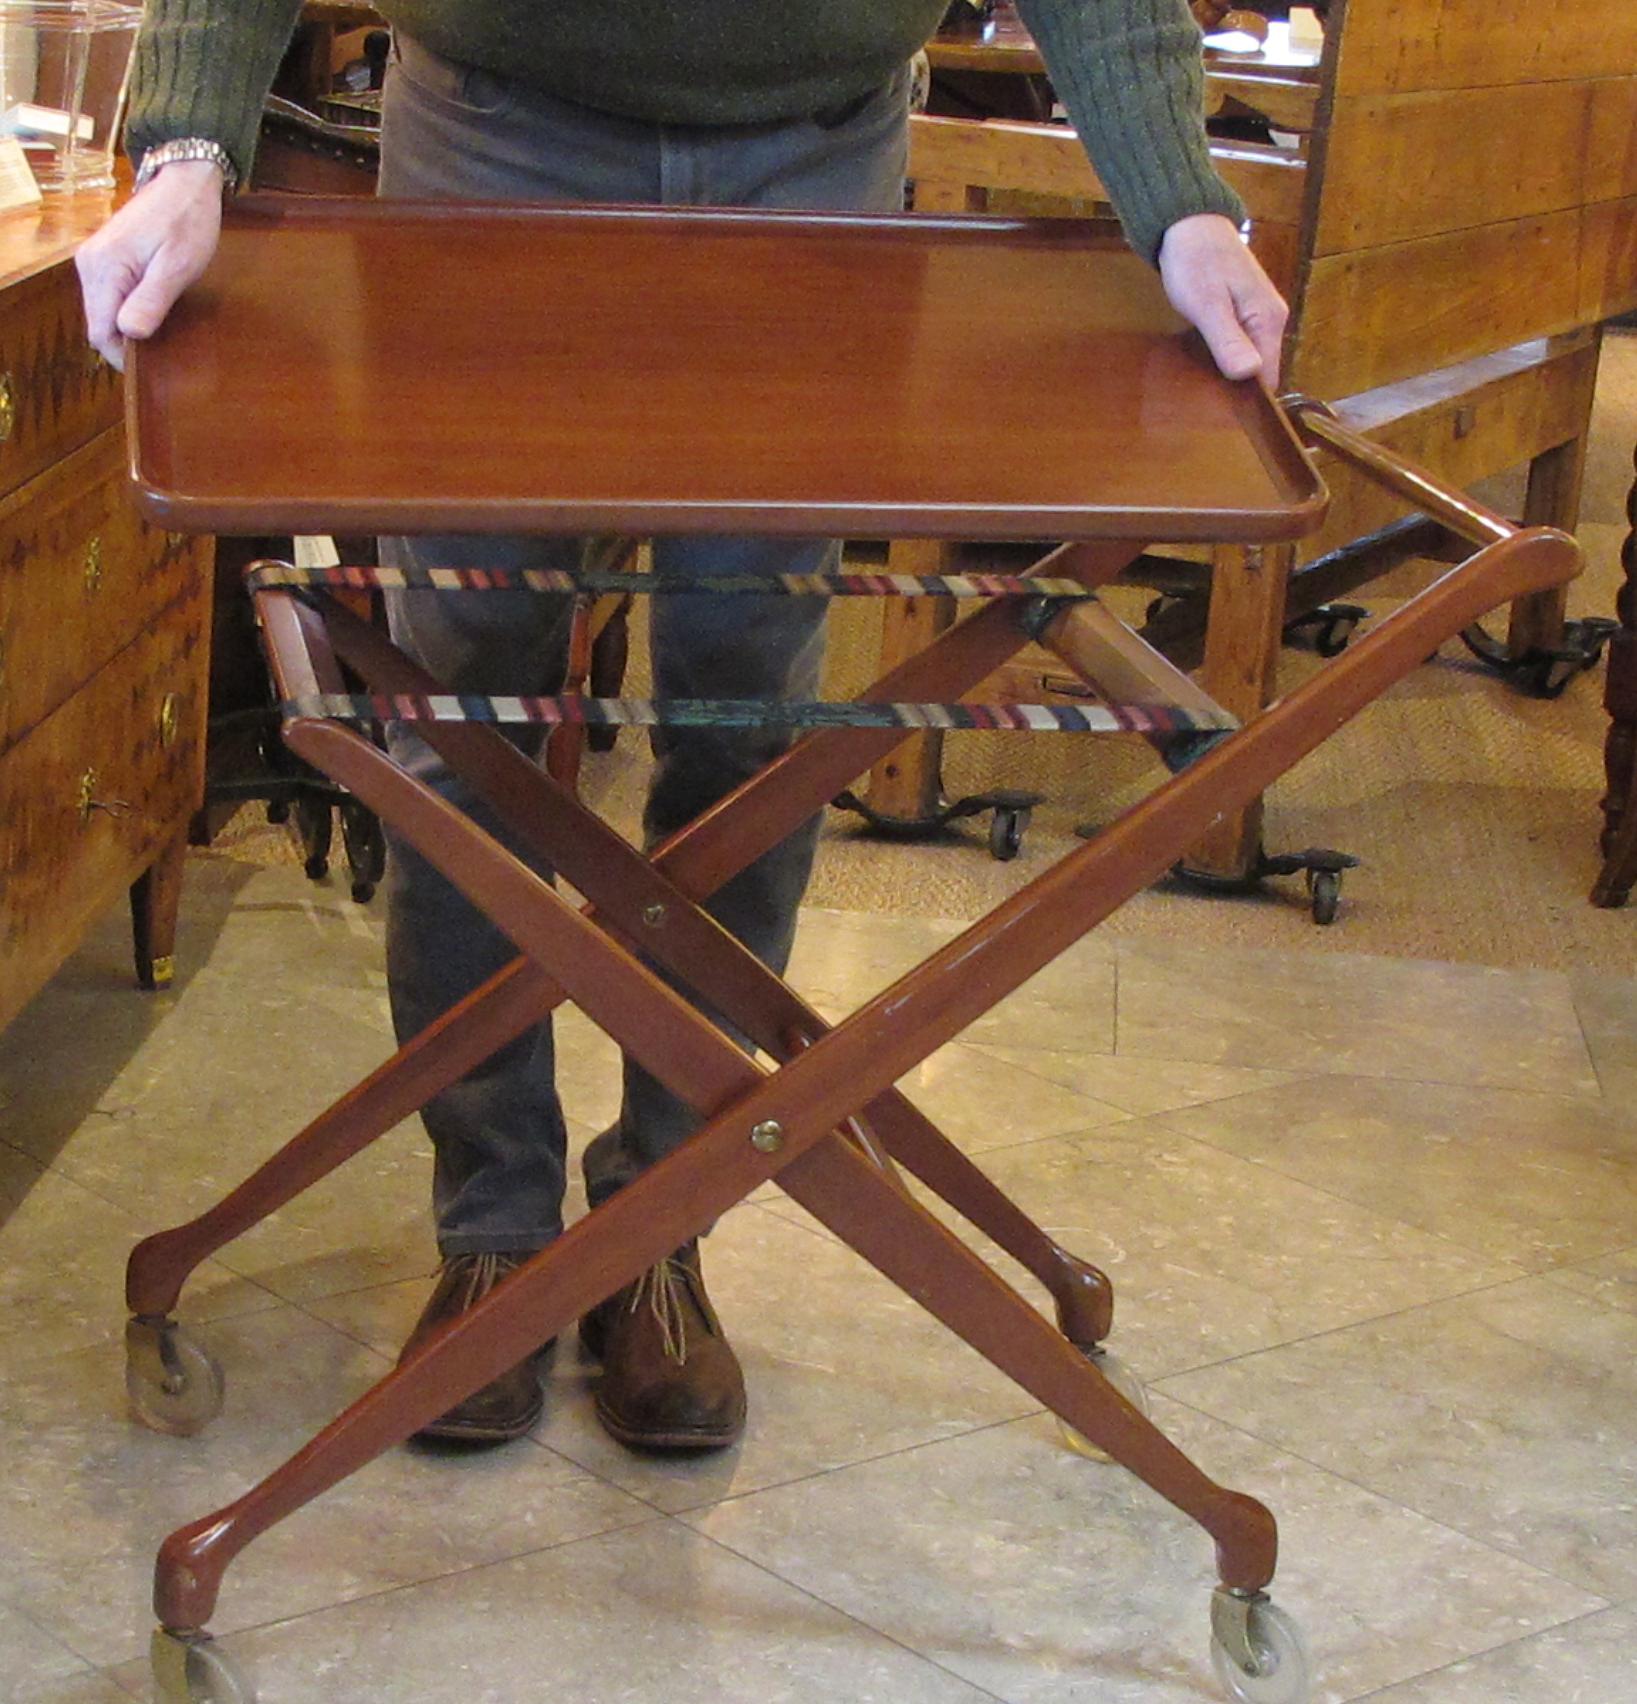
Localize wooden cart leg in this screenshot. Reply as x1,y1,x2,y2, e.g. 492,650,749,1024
1181,542,1292,880
130,830,189,991
156,522,1574,1641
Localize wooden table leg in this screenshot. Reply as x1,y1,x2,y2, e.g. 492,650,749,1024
1592,443,1637,907
1180,541,1292,880
1506,428,1590,659
862,540,957,822
130,829,189,990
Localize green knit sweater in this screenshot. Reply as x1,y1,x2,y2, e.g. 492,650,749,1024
126,0,1243,260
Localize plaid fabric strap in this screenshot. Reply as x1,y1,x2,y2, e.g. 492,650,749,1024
279,692,1234,735
245,562,1097,601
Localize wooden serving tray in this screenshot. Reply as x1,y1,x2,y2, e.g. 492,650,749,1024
127,196,1327,542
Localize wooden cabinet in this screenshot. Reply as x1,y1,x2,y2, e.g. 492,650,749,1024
0,196,211,1032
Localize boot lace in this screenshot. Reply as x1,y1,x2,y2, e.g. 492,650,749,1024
448,1251,519,1309
626,1252,713,1365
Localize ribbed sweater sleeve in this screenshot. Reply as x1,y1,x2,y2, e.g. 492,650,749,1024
124,0,306,184
1014,0,1244,262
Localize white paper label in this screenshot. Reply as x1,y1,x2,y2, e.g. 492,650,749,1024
2,102,94,142
0,136,43,212
293,535,342,569
1288,7,1325,51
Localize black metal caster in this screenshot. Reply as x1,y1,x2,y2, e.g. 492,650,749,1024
1285,602,1367,657
340,797,387,902
1457,617,1619,699
293,794,332,879
1174,845,1359,926
988,804,1030,861
832,786,1044,858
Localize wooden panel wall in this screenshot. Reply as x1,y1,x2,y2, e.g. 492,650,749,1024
1331,0,1637,96
1292,0,1637,397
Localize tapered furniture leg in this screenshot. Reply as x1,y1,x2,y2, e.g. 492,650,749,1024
130,830,189,990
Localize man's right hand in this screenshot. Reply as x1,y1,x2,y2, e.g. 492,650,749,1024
76,159,225,371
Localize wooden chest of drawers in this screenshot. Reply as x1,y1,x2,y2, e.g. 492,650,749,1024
0,196,211,1032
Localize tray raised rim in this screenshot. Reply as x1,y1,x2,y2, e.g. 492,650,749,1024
126,197,1330,544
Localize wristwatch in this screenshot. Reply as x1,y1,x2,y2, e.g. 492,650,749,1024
134,138,240,195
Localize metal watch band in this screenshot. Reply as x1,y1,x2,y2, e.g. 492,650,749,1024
134,138,239,195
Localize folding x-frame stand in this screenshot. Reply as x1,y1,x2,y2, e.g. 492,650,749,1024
120,201,1581,1704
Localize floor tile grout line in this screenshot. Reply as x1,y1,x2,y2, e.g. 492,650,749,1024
659,1408,1048,1523
1146,1268,1558,1384
1345,1600,1633,1700
1136,1114,1591,1277
1153,1385,1622,1608
1569,989,1613,1101
960,1031,1611,1101
677,1519,1014,1704
79,1503,675,1678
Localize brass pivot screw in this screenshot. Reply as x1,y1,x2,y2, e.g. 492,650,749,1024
642,902,667,927
749,1120,785,1154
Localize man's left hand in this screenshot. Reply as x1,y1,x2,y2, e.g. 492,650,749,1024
1157,212,1288,387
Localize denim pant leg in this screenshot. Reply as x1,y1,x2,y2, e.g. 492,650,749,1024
380,537,581,1255
376,36,911,1241
581,77,911,1205
581,536,833,1205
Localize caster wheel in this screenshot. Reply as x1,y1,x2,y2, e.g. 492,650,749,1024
340,799,385,904
1307,868,1341,926
1533,657,1577,699
1209,1596,1312,1704
1056,1348,1151,1462
989,807,1027,861
152,1629,255,1704
1314,618,1356,658
125,1322,225,1437
293,795,332,881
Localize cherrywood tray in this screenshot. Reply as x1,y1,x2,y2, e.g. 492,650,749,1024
127,196,1327,542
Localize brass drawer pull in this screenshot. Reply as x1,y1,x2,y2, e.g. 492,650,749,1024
77,768,133,821
83,535,104,593
158,692,181,747
0,372,14,443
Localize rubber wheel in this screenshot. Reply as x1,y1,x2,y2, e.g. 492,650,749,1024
1315,619,1355,658
1308,868,1341,926
989,808,1026,861
152,1630,256,1704
294,795,332,880
126,1326,226,1437
1209,1599,1312,1704
1056,1349,1151,1462
340,798,386,903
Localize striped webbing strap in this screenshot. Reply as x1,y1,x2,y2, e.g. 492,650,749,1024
279,692,1235,735
245,562,1097,600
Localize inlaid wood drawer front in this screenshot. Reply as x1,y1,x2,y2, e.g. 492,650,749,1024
0,583,207,1031
0,427,206,758
0,262,121,502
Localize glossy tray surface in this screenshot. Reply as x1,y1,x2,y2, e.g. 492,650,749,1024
128,197,1326,541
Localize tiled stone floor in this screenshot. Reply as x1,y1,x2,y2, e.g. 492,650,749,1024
0,860,1633,1702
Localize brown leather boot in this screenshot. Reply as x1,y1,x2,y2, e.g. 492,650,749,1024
580,1240,746,1450
397,1252,548,1443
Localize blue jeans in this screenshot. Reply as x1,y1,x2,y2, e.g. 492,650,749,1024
377,37,910,1254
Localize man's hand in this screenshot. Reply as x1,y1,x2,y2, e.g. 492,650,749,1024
1157,212,1288,387
76,160,225,371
